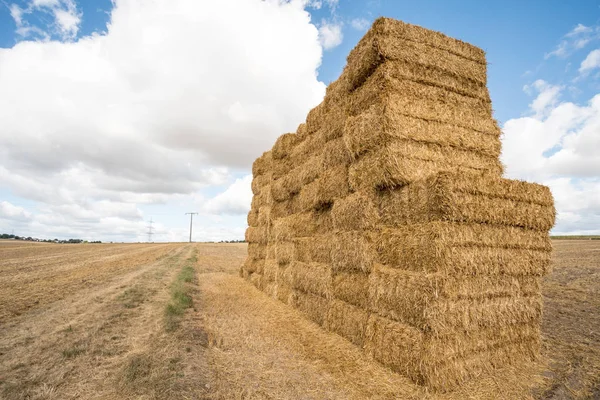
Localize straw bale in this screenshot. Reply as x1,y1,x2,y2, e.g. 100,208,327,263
289,261,333,298
247,208,258,227
291,290,330,326
271,212,333,241
245,226,268,244
277,264,293,286
296,155,324,186
364,314,423,382
331,191,379,231
341,34,487,95
293,235,332,264
272,132,300,160
305,102,328,135
252,150,272,177
343,104,500,159
251,172,272,195
289,129,326,165
321,137,353,170
270,195,302,220
345,65,497,135
264,280,278,298
298,165,349,210
349,139,503,190
276,283,294,305
249,272,264,290
271,156,293,180
256,206,272,227
263,259,278,282
271,175,295,202
247,243,267,261
274,241,294,265
332,272,370,309
378,172,556,231
331,231,376,274
325,299,370,346
239,266,250,279
251,184,272,210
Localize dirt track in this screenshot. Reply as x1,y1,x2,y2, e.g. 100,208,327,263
0,241,598,399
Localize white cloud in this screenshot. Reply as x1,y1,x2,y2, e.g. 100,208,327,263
0,0,329,242
350,18,370,31
203,175,253,215
318,20,343,50
545,23,600,59
502,84,600,234
9,0,82,40
523,80,562,117
0,201,32,222
579,48,600,74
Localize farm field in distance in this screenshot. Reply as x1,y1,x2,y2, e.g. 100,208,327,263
0,240,598,399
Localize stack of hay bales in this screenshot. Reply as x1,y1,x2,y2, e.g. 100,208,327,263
241,17,555,391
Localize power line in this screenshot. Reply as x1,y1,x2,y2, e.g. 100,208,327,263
146,217,154,242
185,212,198,243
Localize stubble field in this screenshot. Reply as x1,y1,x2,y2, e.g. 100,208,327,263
0,239,598,399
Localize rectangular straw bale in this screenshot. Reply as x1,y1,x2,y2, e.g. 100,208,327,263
331,191,379,231
242,258,264,274
368,264,542,329
298,165,350,211
271,156,293,180
331,231,376,274
332,272,370,309
364,314,423,383
376,228,551,276
251,172,272,195
270,195,302,220
325,299,370,346
305,102,327,135
378,172,556,231
293,235,332,264
321,137,353,169
296,154,324,186
271,211,333,240
264,280,278,298
247,243,267,261
277,264,294,286
272,132,300,160
341,33,487,96
345,65,497,135
296,122,308,139
289,129,326,165
271,175,295,202
274,241,294,265
251,184,272,209
349,139,503,190
289,261,332,298
291,290,330,326
247,208,258,227
249,272,264,291
245,226,268,244
343,104,500,159
276,283,294,305
263,259,278,282
256,206,272,227
252,150,272,177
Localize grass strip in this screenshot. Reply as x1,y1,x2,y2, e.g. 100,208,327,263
164,250,197,331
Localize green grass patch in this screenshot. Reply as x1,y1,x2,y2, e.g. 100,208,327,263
164,251,197,332
62,347,86,359
551,235,600,240
118,285,146,309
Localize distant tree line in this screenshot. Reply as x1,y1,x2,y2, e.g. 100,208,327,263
0,233,101,244
218,240,246,243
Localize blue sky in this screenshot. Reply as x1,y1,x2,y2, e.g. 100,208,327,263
0,0,599,241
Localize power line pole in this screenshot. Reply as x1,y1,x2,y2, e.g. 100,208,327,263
185,212,198,243
146,217,154,242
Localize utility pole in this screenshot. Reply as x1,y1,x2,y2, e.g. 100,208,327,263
146,217,154,242
185,212,198,243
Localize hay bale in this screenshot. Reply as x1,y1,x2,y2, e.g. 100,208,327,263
263,259,278,282
251,172,272,195
272,132,300,160
270,195,302,220
291,290,330,326
368,264,543,331
289,261,332,298
364,314,423,383
332,272,370,309
252,150,272,177
256,206,272,227
274,241,294,265
247,208,258,227
245,226,268,244
298,165,349,211
276,283,294,304
321,137,353,170
345,64,496,135
378,171,556,231
249,272,264,290
348,139,503,190
343,104,500,159
375,223,552,276
331,231,376,274
271,211,333,241
331,191,379,231
325,299,370,346
264,280,278,298
293,235,332,264
247,243,267,261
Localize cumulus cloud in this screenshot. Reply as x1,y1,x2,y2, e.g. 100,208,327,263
502,84,600,234
318,20,343,50
203,175,253,215
523,80,562,117
545,23,600,59
0,0,329,241
0,201,32,222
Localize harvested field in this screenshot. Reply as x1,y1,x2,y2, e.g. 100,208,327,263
0,240,598,399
